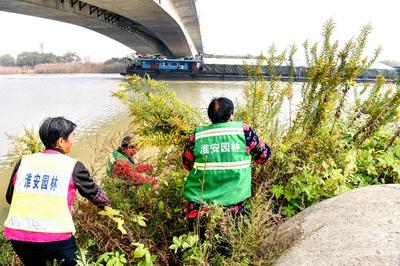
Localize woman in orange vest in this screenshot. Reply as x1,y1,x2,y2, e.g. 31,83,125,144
3,117,111,266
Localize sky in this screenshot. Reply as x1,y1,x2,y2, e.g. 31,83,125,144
0,0,399,62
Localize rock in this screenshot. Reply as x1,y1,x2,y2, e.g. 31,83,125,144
272,184,400,266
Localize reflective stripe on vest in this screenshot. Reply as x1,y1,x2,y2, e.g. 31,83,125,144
195,127,245,140
106,153,116,176
183,121,252,206
193,160,251,170
4,153,77,233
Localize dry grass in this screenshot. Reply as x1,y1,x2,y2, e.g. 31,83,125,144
0,66,33,74
257,217,302,265
0,62,126,74
216,182,300,266
74,200,134,253
34,63,106,74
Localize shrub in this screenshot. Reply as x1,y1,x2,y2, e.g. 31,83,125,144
240,20,400,216
7,19,400,266
0,54,15,66
0,234,13,265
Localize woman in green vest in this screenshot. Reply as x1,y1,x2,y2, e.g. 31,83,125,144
107,136,157,186
182,97,272,233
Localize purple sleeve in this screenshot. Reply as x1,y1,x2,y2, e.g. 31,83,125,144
89,188,111,207
243,124,272,164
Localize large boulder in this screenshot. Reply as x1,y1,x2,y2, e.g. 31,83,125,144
272,184,400,265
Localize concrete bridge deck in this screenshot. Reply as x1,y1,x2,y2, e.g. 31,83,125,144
0,0,203,57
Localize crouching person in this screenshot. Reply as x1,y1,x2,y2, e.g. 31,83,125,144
3,117,111,266
106,135,157,187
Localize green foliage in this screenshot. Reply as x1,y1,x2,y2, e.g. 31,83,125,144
131,243,157,266
240,19,400,216
16,51,58,66
76,248,99,266
98,207,127,235
0,234,13,265
112,75,203,150
76,139,189,265
237,43,298,149
59,51,81,63
97,251,127,266
76,247,130,266
130,213,147,227
295,19,381,136
181,240,211,265
70,19,400,266
48,258,65,265
169,232,212,265
0,53,15,66
6,127,44,160
217,187,288,265
169,233,200,254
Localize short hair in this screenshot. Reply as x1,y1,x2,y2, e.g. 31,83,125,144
207,97,234,123
39,117,76,149
120,136,133,148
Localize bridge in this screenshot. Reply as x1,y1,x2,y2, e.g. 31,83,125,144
0,0,203,57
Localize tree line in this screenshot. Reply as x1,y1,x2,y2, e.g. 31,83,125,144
0,51,82,67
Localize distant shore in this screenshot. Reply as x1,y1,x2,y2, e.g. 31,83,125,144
0,62,126,74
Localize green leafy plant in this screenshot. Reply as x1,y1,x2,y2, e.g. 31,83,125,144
6,127,44,160
169,233,200,254
132,243,157,266
96,251,127,266
0,234,13,266
130,213,147,227
169,232,212,265
76,248,99,266
98,207,127,235
67,19,400,266
243,19,400,217
112,75,203,149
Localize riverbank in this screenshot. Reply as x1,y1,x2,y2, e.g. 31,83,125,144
0,62,126,74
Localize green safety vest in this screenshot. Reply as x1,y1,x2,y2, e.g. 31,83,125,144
106,150,134,176
183,121,252,205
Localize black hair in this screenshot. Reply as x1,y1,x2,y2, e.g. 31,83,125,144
207,97,234,123
39,117,76,149
120,136,133,148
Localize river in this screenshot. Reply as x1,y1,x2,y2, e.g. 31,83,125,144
0,74,246,227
